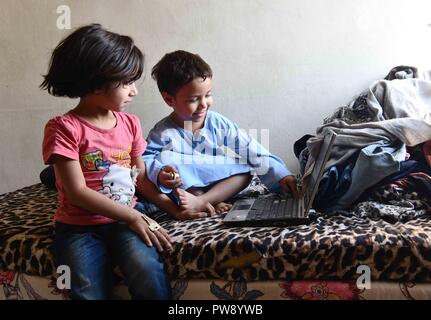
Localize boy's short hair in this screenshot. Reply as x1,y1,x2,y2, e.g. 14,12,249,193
151,50,212,96
40,24,144,98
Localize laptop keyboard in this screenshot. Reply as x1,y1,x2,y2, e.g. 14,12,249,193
247,198,299,221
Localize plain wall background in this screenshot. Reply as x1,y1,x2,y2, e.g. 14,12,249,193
1,0,431,194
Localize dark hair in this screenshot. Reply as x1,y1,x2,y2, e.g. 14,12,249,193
40,24,144,98
151,50,212,96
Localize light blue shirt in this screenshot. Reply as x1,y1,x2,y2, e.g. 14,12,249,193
143,110,291,194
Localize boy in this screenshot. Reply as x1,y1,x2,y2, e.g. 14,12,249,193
138,50,299,220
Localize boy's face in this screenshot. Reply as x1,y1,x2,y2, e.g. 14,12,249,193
163,77,213,126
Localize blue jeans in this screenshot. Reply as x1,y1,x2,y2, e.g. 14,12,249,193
53,219,172,300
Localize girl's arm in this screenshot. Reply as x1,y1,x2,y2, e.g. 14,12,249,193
53,155,172,252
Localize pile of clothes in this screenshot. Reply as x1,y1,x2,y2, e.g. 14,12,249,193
295,66,431,221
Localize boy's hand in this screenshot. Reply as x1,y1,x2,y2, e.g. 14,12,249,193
159,166,183,189
279,175,302,199
128,212,173,253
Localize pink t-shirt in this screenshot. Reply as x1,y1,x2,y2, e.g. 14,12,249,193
43,111,147,225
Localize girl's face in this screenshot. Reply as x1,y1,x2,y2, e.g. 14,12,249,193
96,82,138,112
163,77,213,127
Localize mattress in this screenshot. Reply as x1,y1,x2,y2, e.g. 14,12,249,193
1,182,430,285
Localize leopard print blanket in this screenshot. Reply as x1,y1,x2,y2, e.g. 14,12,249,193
1,182,431,282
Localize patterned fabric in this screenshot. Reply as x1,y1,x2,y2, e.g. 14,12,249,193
323,92,374,125
323,66,419,125
2,182,431,283
160,213,431,282
317,176,431,222
1,270,431,300
0,270,65,300
0,184,56,276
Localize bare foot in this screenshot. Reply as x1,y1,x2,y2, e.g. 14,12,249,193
214,202,232,214
175,188,216,216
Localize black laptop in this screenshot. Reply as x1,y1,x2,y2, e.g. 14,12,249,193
223,130,336,227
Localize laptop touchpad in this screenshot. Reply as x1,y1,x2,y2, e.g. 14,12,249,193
235,204,252,210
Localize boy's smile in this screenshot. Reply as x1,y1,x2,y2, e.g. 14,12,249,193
163,77,213,130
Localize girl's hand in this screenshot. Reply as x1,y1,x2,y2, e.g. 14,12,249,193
128,212,173,252
279,175,302,199
158,166,183,189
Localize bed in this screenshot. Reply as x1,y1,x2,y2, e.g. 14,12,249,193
4,67,430,300
1,179,431,300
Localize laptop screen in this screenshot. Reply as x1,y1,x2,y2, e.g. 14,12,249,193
302,130,337,212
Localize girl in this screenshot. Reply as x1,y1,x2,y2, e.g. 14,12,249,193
41,24,172,300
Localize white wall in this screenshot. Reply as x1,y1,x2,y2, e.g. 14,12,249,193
1,0,431,194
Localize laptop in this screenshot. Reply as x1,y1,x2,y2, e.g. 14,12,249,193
223,130,336,227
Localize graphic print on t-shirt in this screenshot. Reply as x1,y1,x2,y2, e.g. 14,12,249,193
80,150,110,171
80,149,136,207
99,163,135,206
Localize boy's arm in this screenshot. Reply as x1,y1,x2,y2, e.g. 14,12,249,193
279,175,301,198
143,134,176,193
54,155,172,251
247,141,300,197
226,118,297,194
143,147,164,186
247,139,299,196
133,156,182,194
144,129,186,194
